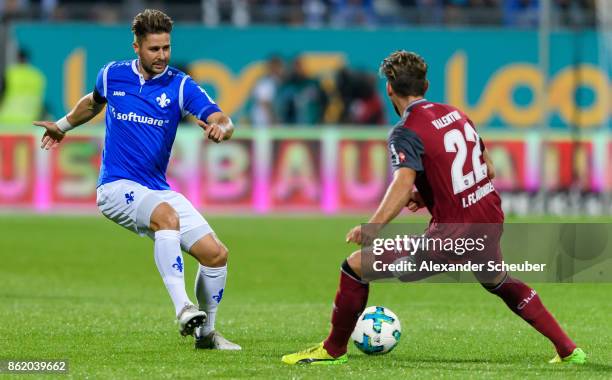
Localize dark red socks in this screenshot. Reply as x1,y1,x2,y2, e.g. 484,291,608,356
323,269,369,357
488,276,576,357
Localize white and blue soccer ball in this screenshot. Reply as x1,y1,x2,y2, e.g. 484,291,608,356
351,306,402,355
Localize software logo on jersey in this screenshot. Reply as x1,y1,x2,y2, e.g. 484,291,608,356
109,106,167,127
156,92,171,108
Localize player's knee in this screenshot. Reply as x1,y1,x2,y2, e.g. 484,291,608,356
150,202,180,231
207,243,228,267
479,271,508,292
346,251,363,279
159,209,180,231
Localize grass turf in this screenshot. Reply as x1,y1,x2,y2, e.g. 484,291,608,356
1,216,611,379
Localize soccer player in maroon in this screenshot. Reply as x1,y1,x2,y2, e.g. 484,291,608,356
281,50,585,365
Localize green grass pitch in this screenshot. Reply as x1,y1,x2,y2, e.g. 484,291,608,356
1,215,611,379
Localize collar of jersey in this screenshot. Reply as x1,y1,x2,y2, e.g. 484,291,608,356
131,59,169,85
402,98,428,118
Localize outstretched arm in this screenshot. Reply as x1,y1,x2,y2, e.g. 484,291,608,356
65,92,106,127
33,92,105,150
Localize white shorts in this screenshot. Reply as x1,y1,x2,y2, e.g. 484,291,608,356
96,179,213,252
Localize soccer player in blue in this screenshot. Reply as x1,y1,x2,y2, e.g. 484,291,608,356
33,9,240,350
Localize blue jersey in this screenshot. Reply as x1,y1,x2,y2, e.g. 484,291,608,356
95,59,221,190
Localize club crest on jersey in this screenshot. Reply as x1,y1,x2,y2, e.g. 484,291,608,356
390,144,401,166
156,92,171,108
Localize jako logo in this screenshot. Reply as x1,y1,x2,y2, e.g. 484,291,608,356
156,92,170,108
113,90,125,96
517,289,537,310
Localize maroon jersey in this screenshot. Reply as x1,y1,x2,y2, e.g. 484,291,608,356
388,99,504,223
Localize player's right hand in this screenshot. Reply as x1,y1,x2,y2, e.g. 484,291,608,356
33,121,65,150
346,225,363,245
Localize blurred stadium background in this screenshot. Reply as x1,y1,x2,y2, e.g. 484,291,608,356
1,2,612,378
0,0,610,217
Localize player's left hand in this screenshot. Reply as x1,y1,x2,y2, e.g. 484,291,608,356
197,120,226,143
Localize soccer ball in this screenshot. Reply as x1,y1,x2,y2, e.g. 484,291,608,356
351,306,401,355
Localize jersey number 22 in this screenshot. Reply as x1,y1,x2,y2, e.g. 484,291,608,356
443,122,488,194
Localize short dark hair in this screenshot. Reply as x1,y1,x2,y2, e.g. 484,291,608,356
131,9,173,43
379,51,428,97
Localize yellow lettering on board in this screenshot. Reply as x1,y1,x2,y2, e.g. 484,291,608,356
63,49,104,123
548,65,608,128
189,61,266,116
189,53,345,116
493,64,543,126
299,54,345,77
447,52,543,127
446,52,497,125
446,51,610,128
64,48,84,116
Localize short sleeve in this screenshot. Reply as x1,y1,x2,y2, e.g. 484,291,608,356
92,63,112,104
388,127,425,172
181,76,222,121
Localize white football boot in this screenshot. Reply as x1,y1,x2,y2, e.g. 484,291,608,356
194,327,241,350
177,304,207,337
